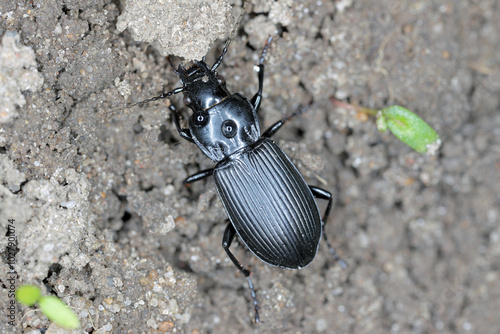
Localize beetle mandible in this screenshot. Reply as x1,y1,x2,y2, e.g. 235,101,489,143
118,11,346,325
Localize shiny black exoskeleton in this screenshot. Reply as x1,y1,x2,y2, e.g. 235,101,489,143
128,37,345,322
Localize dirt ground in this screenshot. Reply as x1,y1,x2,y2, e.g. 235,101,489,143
1,0,499,333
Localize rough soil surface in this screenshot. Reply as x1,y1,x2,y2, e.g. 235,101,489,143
1,0,499,333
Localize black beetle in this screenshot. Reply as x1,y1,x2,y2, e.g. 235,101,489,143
118,28,346,324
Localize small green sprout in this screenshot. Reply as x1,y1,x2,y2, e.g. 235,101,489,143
15,284,41,307
15,284,81,330
331,98,441,155
377,106,441,154
38,296,81,329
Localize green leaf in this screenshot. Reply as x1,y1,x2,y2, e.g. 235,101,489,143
381,106,441,154
15,285,42,307
38,296,81,329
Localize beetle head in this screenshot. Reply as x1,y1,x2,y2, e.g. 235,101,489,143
178,61,231,111
188,94,261,162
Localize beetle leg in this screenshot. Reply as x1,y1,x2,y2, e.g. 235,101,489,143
309,186,333,222
183,168,214,185
222,223,260,323
309,186,347,269
250,63,264,112
250,36,272,112
262,104,310,138
170,104,195,143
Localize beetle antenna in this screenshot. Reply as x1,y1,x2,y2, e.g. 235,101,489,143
101,86,184,117
211,0,247,71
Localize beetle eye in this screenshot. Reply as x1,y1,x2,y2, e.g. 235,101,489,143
183,95,192,105
192,110,209,127
216,75,226,85
221,119,237,138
